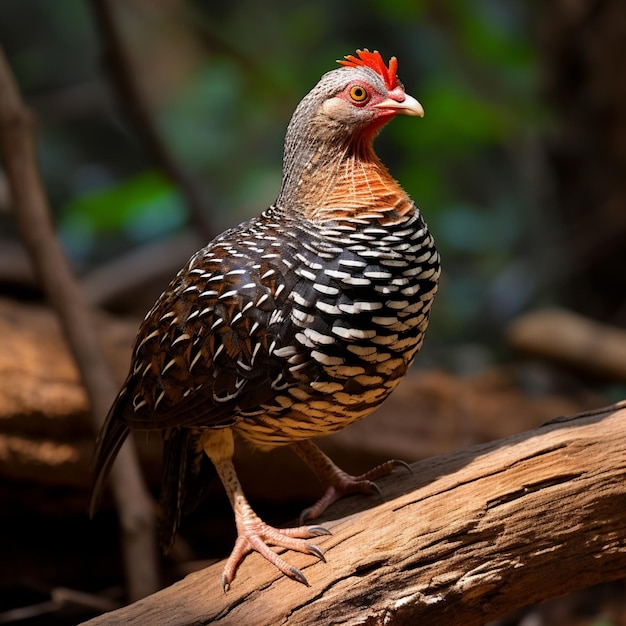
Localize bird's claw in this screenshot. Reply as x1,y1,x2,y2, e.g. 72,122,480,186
289,566,310,587
307,525,332,537
220,520,329,591
392,459,414,475
307,543,326,562
370,480,384,502
221,574,230,593
300,458,413,522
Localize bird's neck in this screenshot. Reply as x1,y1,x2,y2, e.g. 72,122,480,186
276,134,414,225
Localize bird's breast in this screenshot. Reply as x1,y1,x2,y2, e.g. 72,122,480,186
235,209,440,449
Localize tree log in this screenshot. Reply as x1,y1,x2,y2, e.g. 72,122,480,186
81,402,626,625
507,307,626,382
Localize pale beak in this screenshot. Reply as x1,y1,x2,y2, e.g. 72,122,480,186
374,93,424,117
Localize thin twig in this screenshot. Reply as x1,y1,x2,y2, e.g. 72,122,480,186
89,0,215,240
0,45,159,601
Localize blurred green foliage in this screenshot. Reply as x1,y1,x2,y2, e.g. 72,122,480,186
0,0,545,363
59,170,185,260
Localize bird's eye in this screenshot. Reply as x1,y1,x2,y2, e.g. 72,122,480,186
349,85,369,103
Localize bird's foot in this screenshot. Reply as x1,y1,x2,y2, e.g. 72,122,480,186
299,459,412,523
221,517,330,592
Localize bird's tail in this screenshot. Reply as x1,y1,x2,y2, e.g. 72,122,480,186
89,408,131,518
158,428,216,552
158,428,190,551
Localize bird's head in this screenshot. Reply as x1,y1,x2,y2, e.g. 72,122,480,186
279,50,423,211
330,50,423,131
287,49,423,149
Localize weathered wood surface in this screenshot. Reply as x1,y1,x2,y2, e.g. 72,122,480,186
82,403,626,626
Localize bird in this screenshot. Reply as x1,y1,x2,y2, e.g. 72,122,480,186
90,49,440,590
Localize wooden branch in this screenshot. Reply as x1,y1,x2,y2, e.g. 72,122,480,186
0,45,159,601
81,403,626,625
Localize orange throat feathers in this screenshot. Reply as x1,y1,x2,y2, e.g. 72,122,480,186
297,149,414,224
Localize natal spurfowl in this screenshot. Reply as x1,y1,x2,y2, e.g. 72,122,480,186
90,49,440,590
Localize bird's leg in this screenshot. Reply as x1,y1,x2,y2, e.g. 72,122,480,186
291,439,411,522
200,429,330,591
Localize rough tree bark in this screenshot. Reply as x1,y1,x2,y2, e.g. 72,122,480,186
82,402,626,625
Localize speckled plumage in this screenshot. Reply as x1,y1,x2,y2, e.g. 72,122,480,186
90,50,440,589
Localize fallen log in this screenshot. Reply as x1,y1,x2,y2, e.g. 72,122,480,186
81,402,626,625
507,307,626,382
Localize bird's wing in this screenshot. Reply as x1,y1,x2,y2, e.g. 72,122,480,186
111,237,303,430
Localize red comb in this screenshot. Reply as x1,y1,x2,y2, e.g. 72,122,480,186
337,49,399,90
